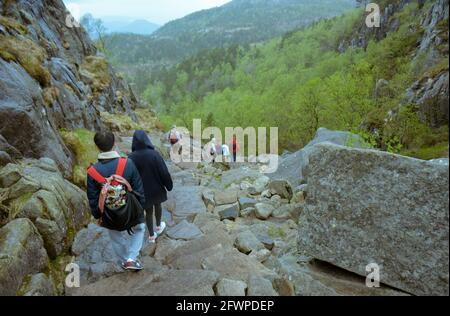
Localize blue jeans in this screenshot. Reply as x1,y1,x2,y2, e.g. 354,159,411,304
108,223,145,262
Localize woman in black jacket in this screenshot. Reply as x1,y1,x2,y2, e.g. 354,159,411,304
129,130,173,242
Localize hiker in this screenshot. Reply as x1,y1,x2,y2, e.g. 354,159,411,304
222,144,231,162
208,138,218,163
87,131,146,271
167,125,182,145
231,135,238,162
129,130,173,243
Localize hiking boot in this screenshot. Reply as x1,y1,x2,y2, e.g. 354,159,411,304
124,260,143,271
155,222,166,235
148,233,158,244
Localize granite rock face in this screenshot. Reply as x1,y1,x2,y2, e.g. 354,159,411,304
298,143,449,296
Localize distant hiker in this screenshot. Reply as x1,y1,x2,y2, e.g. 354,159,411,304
231,135,238,162
87,131,146,271
209,138,218,163
168,125,182,155
222,144,231,162
129,130,173,244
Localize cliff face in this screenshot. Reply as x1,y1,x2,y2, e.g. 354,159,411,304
0,0,138,175
339,0,449,128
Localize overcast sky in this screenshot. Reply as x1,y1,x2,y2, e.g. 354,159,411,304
63,0,231,25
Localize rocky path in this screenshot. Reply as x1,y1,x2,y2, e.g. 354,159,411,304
68,134,410,296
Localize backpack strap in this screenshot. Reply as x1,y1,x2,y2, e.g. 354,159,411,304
115,157,127,177
87,165,106,184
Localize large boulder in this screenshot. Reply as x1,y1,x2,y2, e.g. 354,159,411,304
270,128,366,187
0,159,90,258
0,218,49,296
298,143,449,296
166,186,207,221
72,224,124,285
71,269,220,296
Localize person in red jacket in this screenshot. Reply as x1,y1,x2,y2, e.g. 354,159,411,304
231,135,238,162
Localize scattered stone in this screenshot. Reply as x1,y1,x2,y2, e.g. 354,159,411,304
255,203,274,220
268,180,293,200
272,204,293,219
247,275,279,296
273,278,295,296
261,190,272,199
248,176,270,195
215,279,247,296
214,189,238,206
202,189,215,212
240,207,255,218
238,197,257,210
234,230,266,254
166,220,203,241
249,249,271,263
218,203,240,221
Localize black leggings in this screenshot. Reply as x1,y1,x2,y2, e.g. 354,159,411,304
146,203,162,237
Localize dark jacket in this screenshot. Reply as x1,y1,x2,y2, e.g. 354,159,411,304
87,157,145,220
129,130,173,208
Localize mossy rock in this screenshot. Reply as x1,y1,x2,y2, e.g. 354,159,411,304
0,35,51,86
100,112,140,133
60,129,98,188
0,218,49,296
0,15,27,34
80,56,111,92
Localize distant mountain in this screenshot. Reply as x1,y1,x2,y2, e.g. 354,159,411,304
118,20,160,35
104,0,356,94
93,16,160,35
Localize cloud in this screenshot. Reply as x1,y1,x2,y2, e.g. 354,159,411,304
63,0,231,24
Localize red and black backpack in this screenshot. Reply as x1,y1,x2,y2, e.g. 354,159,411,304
87,158,144,233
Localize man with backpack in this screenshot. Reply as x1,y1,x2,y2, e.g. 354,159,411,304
129,130,173,244
87,131,146,271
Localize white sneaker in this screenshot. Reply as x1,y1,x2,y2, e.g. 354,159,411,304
148,232,158,243
155,222,166,235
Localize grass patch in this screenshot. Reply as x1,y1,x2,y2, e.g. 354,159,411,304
43,87,60,107
8,192,33,220
268,226,286,239
100,112,139,133
60,129,98,187
0,35,51,86
80,56,111,92
135,108,160,132
402,142,449,160
421,58,449,80
0,15,27,34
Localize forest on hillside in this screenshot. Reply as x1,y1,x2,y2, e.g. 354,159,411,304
141,1,449,159
103,0,356,94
